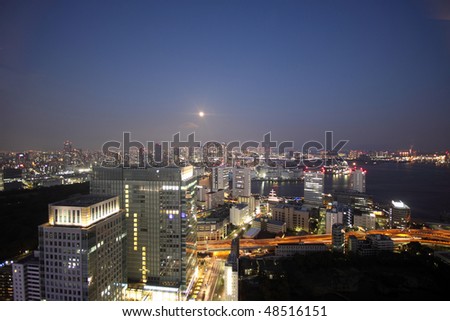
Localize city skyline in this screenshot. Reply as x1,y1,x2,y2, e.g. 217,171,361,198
3,0,450,307
1,0,450,151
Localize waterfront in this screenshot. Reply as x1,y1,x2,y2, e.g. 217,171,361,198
252,162,450,222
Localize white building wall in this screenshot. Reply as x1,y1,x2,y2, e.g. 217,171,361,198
325,211,343,234
304,172,324,205
232,168,251,198
224,264,238,301
353,213,376,230
230,205,249,226
350,169,366,193
12,265,25,301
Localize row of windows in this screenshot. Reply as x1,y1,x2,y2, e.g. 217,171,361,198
46,287,82,296
45,271,81,280
47,294,81,301
45,276,81,283
90,199,117,216
45,254,81,261
45,241,81,248
55,209,81,224
44,232,80,240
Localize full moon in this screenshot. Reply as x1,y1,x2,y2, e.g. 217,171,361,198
199,111,204,117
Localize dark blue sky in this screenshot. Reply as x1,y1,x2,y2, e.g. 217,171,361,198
1,0,449,152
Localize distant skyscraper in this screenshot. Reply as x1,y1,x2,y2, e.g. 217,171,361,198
91,165,197,299
39,195,126,301
390,200,411,228
12,251,41,301
232,167,251,197
350,168,366,193
304,171,324,205
63,140,73,153
63,140,73,168
211,167,225,192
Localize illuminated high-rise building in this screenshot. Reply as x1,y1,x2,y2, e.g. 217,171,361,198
232,167,251,198
91,165,198,300
39,195,126,301
224,237,239,301
211,166,225,192
390,200,411,228
63,140,73,153
304,171,324,205
350,168,366,193
63,140,73,168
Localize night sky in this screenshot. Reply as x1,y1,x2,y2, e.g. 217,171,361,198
1,0,449,152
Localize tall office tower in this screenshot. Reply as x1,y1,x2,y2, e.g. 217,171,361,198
350,168,366,193
63,140,73,154
232,167,251,198
390,200,411,228
332,223,345,253
12,251,41,301
224,237,239,301
39,195,126,301
303,171,324,205
211,167,225,192
63,140,73,168
91,165,197,300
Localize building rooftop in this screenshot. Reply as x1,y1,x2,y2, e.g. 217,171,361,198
50,194,116,207
269,220,285,226
274,204,308,211
277,242,327,247
254,218,285,226
233,203,248,210
14,252,40,266
242,227,260,239
198,207,230,221
391,200,410,209
367,234,392,241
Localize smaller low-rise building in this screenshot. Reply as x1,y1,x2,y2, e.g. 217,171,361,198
353,213,376,230
230,203,250,226
347,234,394,256
272,204,310,232
197,207,230,241
275,243,328,257
252,217,286,234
